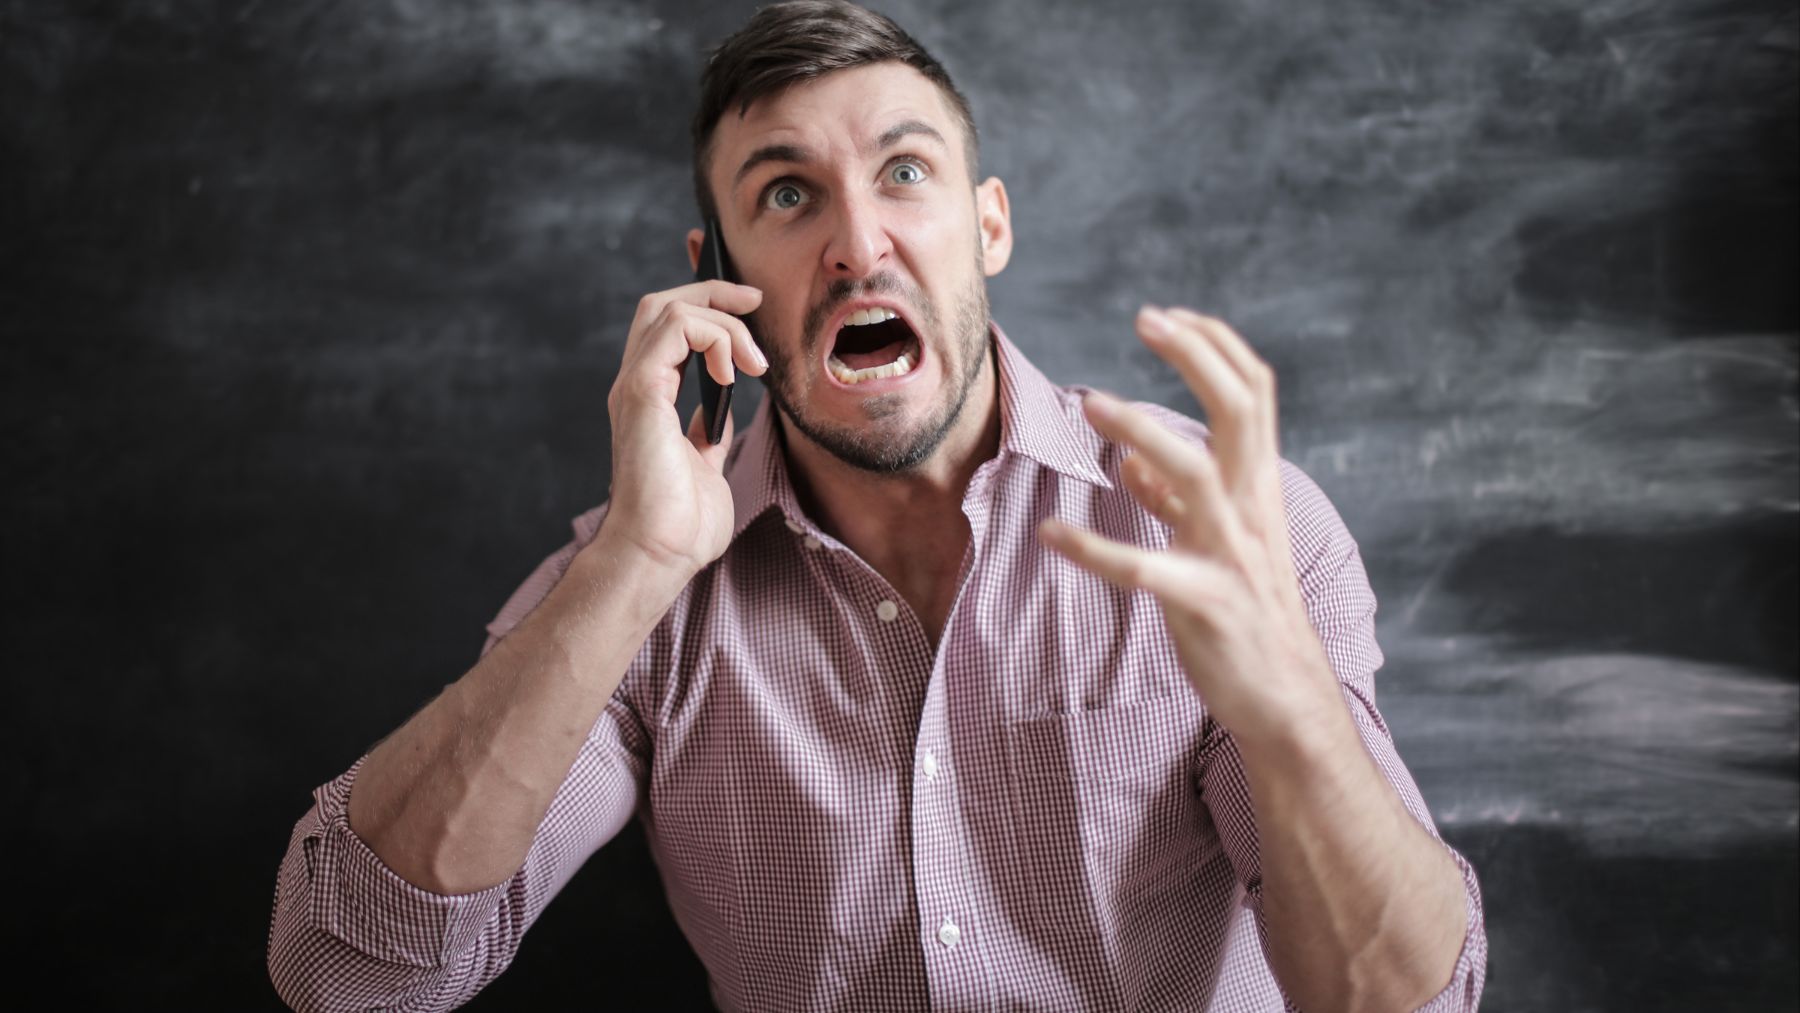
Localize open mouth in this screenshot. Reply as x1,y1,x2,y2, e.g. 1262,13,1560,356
826,307,922,385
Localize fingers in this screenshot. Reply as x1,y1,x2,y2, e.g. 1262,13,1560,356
632,279,764,324
1166,308,1279,466
627,280,767,381
1037,518,1228,605
1165,308,1272,397
1083,392,1211,494
1133,306,1272,487
682,311,743,387
1083,392,1243,547
1120,453,1185,527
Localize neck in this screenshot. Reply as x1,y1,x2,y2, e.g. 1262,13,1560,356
777,344,1001,638
783,344,1001,542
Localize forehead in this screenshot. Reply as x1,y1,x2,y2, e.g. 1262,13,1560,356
710,62,959,175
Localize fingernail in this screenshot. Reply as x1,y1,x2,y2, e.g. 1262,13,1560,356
751,343,768,370
1084,391,1117,417
1139,306,1174,337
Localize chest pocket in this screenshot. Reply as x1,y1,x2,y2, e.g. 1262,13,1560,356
1004,695,1211,932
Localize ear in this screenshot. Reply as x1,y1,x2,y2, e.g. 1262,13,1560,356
686,227,705,273
975,177,1012,277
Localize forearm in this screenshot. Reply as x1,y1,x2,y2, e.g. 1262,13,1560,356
346,529,685,895
1240,699,1469,1013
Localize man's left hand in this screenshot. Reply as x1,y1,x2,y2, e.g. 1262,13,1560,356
1038,306,1341,748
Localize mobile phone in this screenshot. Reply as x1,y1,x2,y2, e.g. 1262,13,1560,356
690,217,738,445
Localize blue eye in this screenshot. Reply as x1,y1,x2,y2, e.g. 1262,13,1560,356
765,183,808,211
889,161,925,185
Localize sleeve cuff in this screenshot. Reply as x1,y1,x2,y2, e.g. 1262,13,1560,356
299,757,507,969
1235,840,1487,1012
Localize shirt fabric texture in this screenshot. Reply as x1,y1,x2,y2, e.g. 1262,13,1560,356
267,323,1487,1012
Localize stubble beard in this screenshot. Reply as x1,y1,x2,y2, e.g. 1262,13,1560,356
750,251,992,475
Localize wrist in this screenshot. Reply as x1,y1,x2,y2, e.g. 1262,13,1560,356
571,526,697,625
1231,677,1362,781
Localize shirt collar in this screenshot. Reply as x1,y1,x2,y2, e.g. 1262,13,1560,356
989,320,1114,490
726,319,1111,539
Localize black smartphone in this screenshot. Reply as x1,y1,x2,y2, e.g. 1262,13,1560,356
691,217,738,445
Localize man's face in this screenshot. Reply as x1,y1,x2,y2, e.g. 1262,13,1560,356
701,62,1010,473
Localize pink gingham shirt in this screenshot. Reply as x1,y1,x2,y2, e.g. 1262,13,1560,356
268,325,1486,1012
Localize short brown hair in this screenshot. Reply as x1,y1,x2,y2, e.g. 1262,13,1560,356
690,0,980,221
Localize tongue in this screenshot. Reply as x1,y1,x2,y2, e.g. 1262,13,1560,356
839,338,907,371
833,317,914,370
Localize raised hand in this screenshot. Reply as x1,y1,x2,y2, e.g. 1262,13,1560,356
1038,306,1340,748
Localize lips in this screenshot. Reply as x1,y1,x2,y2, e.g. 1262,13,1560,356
818,300,926,389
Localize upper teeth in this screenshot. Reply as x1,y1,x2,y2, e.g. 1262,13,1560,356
842,307,898,328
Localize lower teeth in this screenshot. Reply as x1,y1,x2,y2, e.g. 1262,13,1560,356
828,341,918,384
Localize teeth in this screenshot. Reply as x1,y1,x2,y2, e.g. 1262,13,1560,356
827,341,919,385
842,307,899,328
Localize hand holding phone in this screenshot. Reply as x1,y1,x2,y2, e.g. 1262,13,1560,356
596,232,761,581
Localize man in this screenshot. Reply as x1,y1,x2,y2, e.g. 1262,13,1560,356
267,2,1486,1010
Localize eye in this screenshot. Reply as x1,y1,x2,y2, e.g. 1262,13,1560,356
764,183,809,211
888,160,926,185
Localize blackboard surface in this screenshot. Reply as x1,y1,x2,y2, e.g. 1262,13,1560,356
4,1,1794,1009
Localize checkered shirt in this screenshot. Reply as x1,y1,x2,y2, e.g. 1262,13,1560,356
268,324,1486,1011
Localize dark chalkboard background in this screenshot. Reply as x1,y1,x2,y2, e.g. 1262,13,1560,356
5,0,1795,1009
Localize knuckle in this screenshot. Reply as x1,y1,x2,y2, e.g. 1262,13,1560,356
1251,360,1276,392
1126,557,1153,588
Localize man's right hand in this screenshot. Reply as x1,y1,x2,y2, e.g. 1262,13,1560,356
600,280,768,583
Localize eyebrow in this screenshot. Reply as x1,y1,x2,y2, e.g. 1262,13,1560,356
732,119,949,192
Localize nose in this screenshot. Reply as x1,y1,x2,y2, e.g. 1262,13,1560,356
820,190,892,279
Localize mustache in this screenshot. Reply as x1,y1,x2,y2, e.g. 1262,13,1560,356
800,273,921,352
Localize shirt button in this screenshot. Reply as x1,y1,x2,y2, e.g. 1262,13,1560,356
922,751,939,781
803,535,822,550
937,917,961,949
783,518,803,534
876,599,899,622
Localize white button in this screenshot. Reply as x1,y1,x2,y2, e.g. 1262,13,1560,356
803,535,822,550
876,599,899,622
937,918,961,949
783,518,803,534
922,751,939,781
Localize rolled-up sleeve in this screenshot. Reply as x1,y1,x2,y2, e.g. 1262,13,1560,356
267,694,650,1012
267,505,650,1011
1199,461,1487,1013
